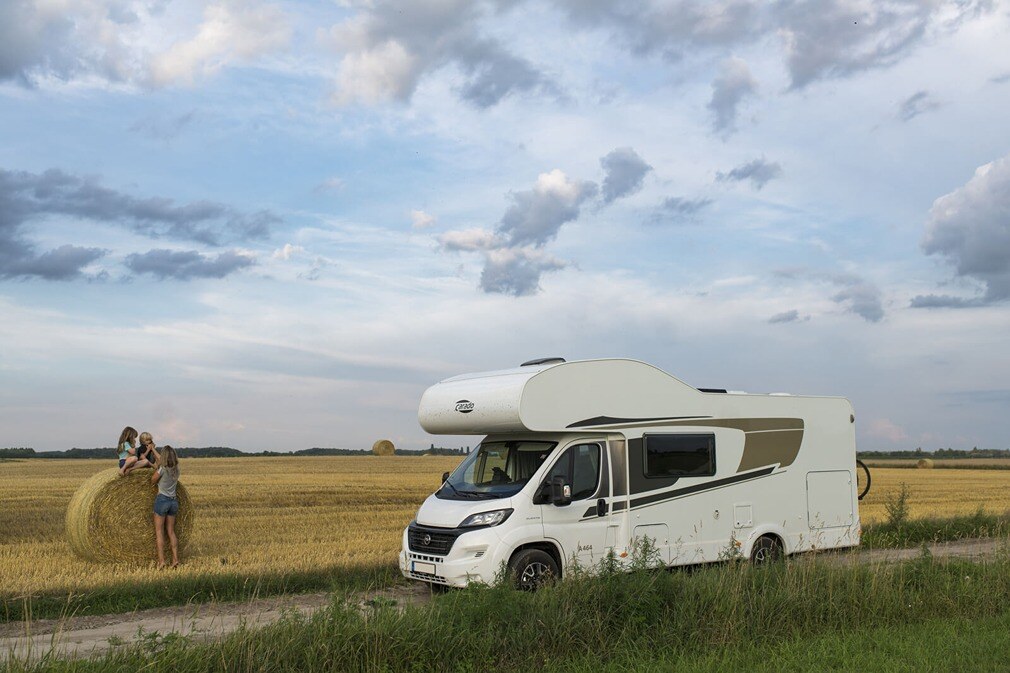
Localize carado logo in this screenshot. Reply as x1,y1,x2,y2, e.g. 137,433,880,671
455,399,475,414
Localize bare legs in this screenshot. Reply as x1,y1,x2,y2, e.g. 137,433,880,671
121,457,152,476
167,514,179,567
153,512,180,568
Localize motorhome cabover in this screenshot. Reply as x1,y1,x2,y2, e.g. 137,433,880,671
400,358,861,589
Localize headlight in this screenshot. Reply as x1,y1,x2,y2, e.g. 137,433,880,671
459,508,513,528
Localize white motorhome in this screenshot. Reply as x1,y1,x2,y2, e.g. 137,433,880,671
400,358,861,589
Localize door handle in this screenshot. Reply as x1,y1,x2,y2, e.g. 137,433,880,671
597,498,608,516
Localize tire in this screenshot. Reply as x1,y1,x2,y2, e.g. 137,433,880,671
856,459,871,501
508,548,559,591
750,536,783,565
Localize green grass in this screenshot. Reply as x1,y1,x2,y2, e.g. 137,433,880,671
10,554,1010,672
862,510,1010,548
1,564,401,624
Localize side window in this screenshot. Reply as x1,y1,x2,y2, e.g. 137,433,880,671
546,443,601,500
644,434,715,478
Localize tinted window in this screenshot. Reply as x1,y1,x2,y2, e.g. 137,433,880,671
644,434,715,478
547,443,601,500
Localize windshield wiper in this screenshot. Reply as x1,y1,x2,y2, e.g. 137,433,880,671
456,490,500,499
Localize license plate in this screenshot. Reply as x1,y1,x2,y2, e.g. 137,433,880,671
411,561,436,575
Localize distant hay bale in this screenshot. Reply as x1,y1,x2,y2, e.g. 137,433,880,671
917,458,934,469
65,468,193,563
372,440,395,456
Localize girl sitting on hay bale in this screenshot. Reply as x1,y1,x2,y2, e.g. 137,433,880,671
117,426,139,476
151,445,182,568
136,431,160,468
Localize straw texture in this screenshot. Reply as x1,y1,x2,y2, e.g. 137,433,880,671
65,468,193,562
371,440,395,456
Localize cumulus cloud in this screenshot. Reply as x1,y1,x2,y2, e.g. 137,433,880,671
0,243,106,281
0,0,290,88
716,158,782,189
898,90,941,122
600,147,652,203
480,248,567,296
325,0,555,108
866,418,909,443
149,1,291,86
499,169,598,247
439,169,597,295
916,155,1010,306
708,57,756,136
126,249,255,280
410,210,436,229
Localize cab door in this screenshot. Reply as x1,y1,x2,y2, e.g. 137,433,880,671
539,441,613,571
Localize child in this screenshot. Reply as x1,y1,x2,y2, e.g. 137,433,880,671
116,426,139,476
151,445,181,569
135,432,160,469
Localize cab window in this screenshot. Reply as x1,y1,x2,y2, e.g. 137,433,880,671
546,443,601,500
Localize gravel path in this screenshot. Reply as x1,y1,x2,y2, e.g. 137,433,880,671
3,538,1007,662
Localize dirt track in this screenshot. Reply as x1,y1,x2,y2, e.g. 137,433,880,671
3,538,1007,662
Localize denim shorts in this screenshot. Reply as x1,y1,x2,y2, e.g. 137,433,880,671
154,494,179,516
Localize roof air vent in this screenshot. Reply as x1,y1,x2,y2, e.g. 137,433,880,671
520,357,566,367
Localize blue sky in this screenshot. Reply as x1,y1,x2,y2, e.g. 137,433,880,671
1,0,1009,452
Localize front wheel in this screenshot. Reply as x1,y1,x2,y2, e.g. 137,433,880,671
750,536,783,565
508,549,559,591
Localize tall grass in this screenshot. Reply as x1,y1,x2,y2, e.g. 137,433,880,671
13,552,1010,673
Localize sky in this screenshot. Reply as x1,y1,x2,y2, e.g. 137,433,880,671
1,0,1009,453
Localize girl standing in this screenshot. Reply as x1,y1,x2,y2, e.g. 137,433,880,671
151,445,181,568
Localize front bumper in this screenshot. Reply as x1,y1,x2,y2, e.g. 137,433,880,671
399,523,502,587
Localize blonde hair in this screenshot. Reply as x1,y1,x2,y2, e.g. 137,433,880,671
139,432,153,445
117,426,137,449
161,445,179,470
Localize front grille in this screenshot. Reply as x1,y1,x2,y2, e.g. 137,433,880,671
408,525,460,556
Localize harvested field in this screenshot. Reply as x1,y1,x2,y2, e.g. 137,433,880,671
0,457,462,598
862,458,1010,470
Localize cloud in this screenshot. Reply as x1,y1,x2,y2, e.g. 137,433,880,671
126,249,256,280
314,177,346,194
499,169,598,247
272,244,305,260
867,418,909,444
908,294,984,309
919,154,1010,305
149,2,291,86
991,72,1010,85
0,1,290,88
410,210,436,229
0,167,277,247
768,309,802,324
652,196,713,223
600,147,652,203
480,248,566,296
716,158,782,189
439,169,596,295
438,228,501,252
325,0,555,108
898,90,941,122
0,243,106,281
775,268,885,322
708,56,756,136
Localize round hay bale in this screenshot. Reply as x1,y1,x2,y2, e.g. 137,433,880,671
65,468,193,563
372,439,395,456
916,458,934,469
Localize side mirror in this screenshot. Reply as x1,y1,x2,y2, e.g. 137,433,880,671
441,471,450,484
551,475,572,507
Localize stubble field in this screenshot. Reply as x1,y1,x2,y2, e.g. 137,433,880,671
1,457,1009,600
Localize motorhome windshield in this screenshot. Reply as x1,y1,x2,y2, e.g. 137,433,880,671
437,441,557,500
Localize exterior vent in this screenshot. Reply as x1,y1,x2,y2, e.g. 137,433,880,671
520,357,566,367
698,388,728,393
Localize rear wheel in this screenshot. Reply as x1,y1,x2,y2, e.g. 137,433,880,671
750,536,783,565
508,549,559,591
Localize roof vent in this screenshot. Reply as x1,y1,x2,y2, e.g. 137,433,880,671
520,357,566,367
